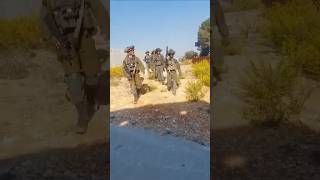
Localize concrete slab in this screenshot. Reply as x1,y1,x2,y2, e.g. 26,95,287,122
110,126,210,180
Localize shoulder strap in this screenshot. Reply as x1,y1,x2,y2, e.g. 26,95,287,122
73,0,85,39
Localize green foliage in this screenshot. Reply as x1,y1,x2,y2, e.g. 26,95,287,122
110,66,124,78
185,51,198,59
262,0,320,80
0,16,46,49
225,0,263,12
197,18,210,49
192,60,210,87
240,60,310,126
185,80,205,102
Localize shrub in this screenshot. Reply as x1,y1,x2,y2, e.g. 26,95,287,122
240,60,310,126
192,60,210,86
185,50,198,59
262,0,320,80
0,16,46,49
110,66,124,78
185,80,205,102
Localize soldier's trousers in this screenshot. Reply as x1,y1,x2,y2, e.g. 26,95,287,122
57,37,100,126
129,73,142,100
155,65,164,82
167,70,178,89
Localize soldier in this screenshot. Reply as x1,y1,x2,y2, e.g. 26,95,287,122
153,48,165,84
40,0,108,134
165,49,182,95
122,46,145,104
150,50,156,78
144,51,151,76
211,0,230,86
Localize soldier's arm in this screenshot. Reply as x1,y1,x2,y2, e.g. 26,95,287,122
88,0,109,36
122,61,131,79
136,57,145,74
214,0,229,38
40,0,62,47
175,59,182,76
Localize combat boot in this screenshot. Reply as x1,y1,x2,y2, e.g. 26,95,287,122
75,102,90,134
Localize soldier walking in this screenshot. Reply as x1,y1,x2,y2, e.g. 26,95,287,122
40,0,108,134
122,46,145,104
165,49,182,95
153,48,165,84
144,51,151,76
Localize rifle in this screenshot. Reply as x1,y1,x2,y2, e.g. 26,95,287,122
165,46,168,71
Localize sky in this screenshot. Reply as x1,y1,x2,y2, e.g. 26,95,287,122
110,0,210,58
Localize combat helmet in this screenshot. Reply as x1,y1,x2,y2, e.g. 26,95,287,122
168,49,175,55
145,51,150,54
124,45,135,53
155,48,162,52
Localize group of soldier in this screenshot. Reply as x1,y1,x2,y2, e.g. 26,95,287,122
122,46,182,104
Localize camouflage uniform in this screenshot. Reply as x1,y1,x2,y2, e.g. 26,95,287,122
165,49,182,95
40,0,108,134
154,48,165,83
150,50,156,77
211,0,230,86
144,51,151,75
122,46,145,104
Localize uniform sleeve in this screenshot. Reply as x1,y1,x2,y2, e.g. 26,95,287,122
89,0,109,36
214,0,229,38
40,0,61,45
175,59,182,75
122,60,130,78
136,57,145,73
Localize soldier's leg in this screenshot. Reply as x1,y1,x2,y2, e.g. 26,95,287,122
129,80,138,103
64,72,89,134
167,71,172,90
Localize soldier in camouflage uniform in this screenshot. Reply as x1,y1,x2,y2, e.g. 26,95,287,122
165,49,182,95
40,0,108,134
122,46,145,104
150,50,156,78
144,51,151,76
211,0,230,86
153,48,166,84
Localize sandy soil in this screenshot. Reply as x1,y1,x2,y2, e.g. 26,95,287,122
110,64,210,144
0,48,108,179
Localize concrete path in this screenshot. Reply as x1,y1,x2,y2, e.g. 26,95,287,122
110,126,210,180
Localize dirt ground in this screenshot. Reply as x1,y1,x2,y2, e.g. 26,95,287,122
110,64,210,144
213,7,320,179
0,48,108,179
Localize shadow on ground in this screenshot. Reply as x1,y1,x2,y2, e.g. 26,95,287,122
211,123,320,180
0,141,109,180
110,101,210,144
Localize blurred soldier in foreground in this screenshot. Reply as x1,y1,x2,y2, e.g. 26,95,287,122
122,46,145,104
165,49,182,95
40,0,108,134
153,48,166,84
144,51,151,76
212,0,230,86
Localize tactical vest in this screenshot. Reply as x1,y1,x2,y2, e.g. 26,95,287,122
125,57,137,73
154,55,162,66
48,0,97,36
167,58,176,71
144,55,150,63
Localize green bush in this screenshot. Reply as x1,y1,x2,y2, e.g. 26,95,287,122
110,66,124,78
185,80,205,102
262,0,320,80
192,60,210,86
0,16,46,49
240,60,310,126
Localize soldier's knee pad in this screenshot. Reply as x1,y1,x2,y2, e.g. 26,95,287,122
65,73,84,104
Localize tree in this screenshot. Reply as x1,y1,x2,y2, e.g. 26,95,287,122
185,50,198,59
